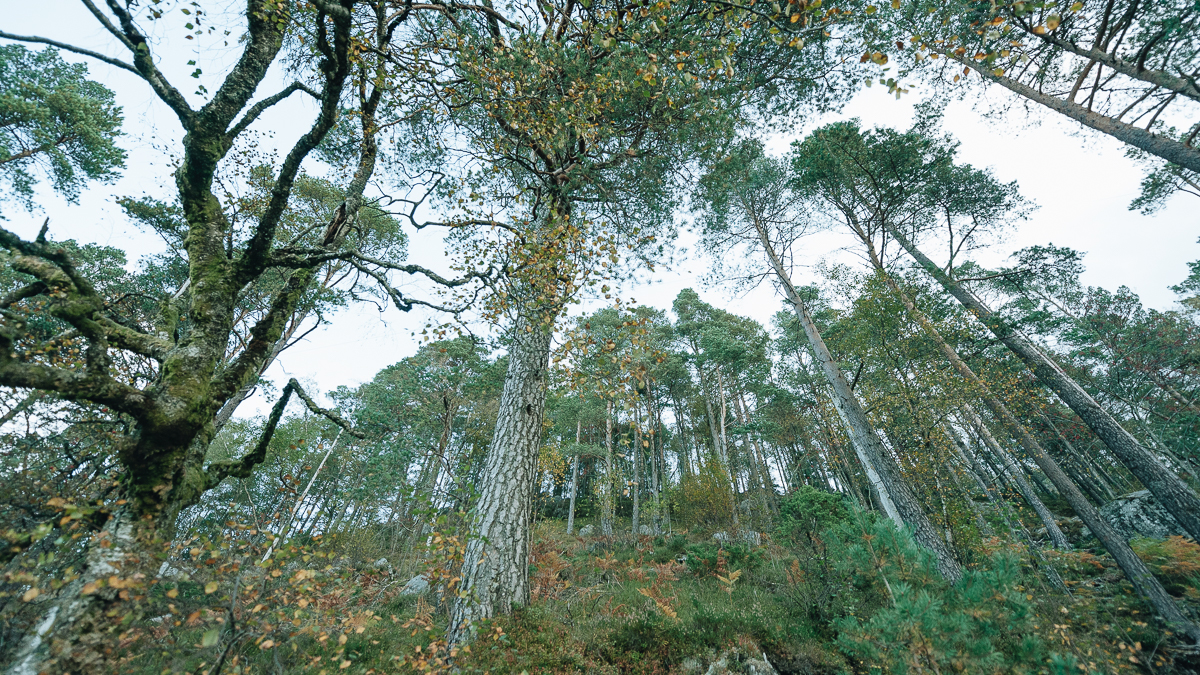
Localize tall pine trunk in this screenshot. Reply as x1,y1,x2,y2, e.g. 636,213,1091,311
603,400,615,536
567,420,581,535
887,225,1200,542
447,315,552,645
752,223,962,581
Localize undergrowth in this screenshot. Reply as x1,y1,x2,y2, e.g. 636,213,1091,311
61,492,1200,674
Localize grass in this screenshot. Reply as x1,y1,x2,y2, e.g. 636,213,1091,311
104,512,1200,675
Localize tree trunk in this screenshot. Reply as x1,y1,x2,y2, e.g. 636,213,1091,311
754,225,962,581
567,420,581,535
946,425,1068,592
632,418,642,536
602,400,615,536
1041,413,1116,503
6,508,143,675
447,315,552,645
887,225,1200,543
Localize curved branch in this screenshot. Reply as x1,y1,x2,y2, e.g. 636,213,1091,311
227,82,322,141
0,31,138,74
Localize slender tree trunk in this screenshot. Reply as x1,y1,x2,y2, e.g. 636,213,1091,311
448,314,552,645
264,430,344,561
754,225,961,581
714,369,740,527
603,400,615,536
960,407,1070,549
567,419,581,535
887,226,1200,542
1041,413,1116,502
633,416,642,536
947,425,1068,592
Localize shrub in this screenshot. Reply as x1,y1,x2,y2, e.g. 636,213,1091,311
685,542,763,577
776,485,850,544
830,517,1077,674
672,462,734,529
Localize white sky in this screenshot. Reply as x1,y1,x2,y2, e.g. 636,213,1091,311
4,2,1197,418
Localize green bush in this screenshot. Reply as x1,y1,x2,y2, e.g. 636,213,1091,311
650,533,689,563
776,485,850,544
685,542,763,577
829,517,1080,674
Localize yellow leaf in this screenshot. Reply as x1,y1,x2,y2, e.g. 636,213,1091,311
340,660,352,669
259,639,275,650
1069,1,1083,10
81,581,99,595
1046,15,1061,30
204,582,218,594
891,0,900,7
22,588,38,602
167,588,178,599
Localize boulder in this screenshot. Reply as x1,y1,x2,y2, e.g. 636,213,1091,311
578,524,595,537
399,573,431,597
1099,490,1186,540
680,643,780,675
713,530,762,546
638,524,655,536
373,557,394,574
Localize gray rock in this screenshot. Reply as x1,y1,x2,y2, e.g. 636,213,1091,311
578,524,595,537
638,524,655,536
694,644,779,675
713,530,762,546
399,573,431,597
373,557,393,573
156,561,190,581
1099,490,1186,540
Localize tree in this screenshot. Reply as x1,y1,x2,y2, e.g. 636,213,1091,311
421,0,858,641
851,0,1200,182
0,44,125,211
694,139,963,582
0,1,363,669
789,118,1200,638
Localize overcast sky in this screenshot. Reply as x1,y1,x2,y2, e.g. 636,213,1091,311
4,2,1197,418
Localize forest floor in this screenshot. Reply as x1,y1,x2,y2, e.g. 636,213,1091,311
113,505,1200,675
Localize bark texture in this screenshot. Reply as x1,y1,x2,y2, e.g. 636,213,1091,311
447,316,551,644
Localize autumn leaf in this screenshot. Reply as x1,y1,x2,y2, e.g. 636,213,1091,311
202,629,219,647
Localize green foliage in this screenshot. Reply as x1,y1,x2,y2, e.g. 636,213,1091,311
776,485,850,543
684,542,764,577
830,517,1077,674
0,44,125,210
672,461,735,529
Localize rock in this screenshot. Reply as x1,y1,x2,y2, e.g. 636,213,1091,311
1100,490,1186,540
156,561,190,581
399,573,431,597
578,524,595,537
373,557,393,574
713,530,762,546
687,643,780,675
638,524,655,536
